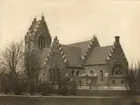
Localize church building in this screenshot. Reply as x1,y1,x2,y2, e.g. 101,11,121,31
25,15,128,89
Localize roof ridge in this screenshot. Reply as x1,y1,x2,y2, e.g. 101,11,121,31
99,45,113,48
106,41,127,62
62,44,82,49
67,40,90,45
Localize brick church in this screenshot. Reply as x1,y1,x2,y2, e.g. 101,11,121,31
25,15,128,89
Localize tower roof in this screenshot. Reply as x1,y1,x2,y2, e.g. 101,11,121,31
27,15,51,37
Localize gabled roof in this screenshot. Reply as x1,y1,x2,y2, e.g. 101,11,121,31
28,18,40,34
30,21,40,34
86,46,113,65
67,40,90,55
27,15,50,36
61,45,82,67
42,36,127,68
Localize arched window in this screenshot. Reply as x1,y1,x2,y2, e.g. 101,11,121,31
43,40,46,48
52,68,55,81
38,36,45,49
71,70,74,76
121,80,124,84
90,70,93,74
100,70,103,82
77,71,79,76
79,81,82,87
112,63,123,75
112,80,115,84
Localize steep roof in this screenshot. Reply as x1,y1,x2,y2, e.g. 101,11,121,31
43,36,127,68
27,16,50,36
86,46,113,65
30,21,40,33
61,45,82,67
67,40,90,55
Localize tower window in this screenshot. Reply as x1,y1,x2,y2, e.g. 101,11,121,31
43,40,46,48
38,36,45,49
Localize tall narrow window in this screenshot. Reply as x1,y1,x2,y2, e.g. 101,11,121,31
100,70,103,82
112,80,115,84
90,70,93,74
38,36,44,49
43,40,46,48
121,80,124,84
71,70,74,76
77,71,79,76
49,69,52,81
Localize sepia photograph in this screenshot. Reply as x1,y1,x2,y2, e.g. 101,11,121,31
0,0,140,105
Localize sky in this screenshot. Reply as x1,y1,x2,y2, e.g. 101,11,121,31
0,0,140,65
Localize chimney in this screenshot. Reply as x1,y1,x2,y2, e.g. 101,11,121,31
115,36,120,43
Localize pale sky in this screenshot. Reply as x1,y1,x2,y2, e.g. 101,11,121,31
0,0,140,65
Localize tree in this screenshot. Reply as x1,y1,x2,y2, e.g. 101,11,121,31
126,68,136,92
126,61,140,94
24,49,41,95
69,77,77,95
0,41,24,94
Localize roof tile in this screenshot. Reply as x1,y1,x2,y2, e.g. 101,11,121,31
86,46,113,65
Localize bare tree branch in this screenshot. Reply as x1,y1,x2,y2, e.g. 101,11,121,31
0,40,24,78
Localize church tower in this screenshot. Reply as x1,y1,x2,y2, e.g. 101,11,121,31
25,15,52,51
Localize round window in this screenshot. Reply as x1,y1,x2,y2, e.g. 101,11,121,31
112,63,123,75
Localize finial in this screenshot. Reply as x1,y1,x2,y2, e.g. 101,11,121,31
115,36,120,44
54,36,58,41
41,12,45,20
93,35,97,39
92,32,97,39
33,16,37,22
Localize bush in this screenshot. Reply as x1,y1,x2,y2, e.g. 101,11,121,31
13,80,23,95
58,76,70,95
69,80,77,95
40,82,53,95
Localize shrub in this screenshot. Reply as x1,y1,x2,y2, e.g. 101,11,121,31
40,82,53,95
